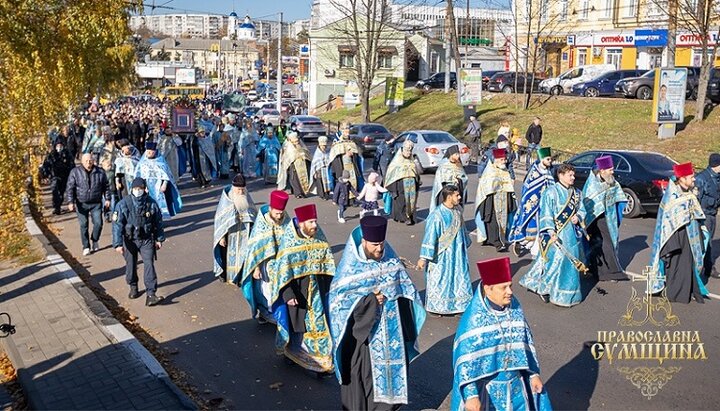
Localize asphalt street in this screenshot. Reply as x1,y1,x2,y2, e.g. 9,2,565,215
45,153,720,410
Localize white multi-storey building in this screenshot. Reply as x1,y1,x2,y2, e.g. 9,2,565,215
129,14,228,38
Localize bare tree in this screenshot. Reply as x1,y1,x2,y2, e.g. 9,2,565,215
651,0,720,121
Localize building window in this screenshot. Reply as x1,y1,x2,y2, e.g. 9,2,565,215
606,48,622,69
560,0,568,21
648,0,666,15
378,54,393,69
604,0,612,17
339,53,355,68
581,0,590,19
578,48,587,66
541,0,549,21
625,0,636,16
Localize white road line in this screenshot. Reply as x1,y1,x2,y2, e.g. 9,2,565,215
625,271,720,300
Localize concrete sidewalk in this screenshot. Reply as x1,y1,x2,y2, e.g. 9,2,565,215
0,210,195,409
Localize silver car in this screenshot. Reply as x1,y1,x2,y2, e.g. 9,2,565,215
394,130,470,173
259,109,282,126
287,115,327,141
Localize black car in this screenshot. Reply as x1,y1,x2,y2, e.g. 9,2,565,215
561,150,677,218
706,68,720,103
348,123,393,155
415,72,457,91
482,70,506,90
487,72,542,93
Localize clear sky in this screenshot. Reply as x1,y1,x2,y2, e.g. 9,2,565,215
138,0,314,21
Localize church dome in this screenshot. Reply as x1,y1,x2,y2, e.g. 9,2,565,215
236,15,256,40
239,15,255,30
229,11,238,17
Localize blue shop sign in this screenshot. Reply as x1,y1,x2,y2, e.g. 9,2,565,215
635,29,668,47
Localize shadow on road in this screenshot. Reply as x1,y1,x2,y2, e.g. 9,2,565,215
545,342,599,410
618,234,648,268
407,334,455,410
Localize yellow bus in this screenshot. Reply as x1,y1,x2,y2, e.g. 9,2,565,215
158,86,205,101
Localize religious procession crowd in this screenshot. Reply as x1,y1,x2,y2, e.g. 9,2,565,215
41,95,720,410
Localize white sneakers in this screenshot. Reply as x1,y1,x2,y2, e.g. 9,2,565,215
82,248,91,256
337,210,346,224
83,242,99,256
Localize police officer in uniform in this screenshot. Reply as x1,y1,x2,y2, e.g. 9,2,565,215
112,177,165,306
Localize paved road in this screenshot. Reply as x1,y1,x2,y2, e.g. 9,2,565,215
45,155,720,410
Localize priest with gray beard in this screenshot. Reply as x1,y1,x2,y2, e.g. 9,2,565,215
213,174,257,284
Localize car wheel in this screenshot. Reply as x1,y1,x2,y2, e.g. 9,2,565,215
550,86,563,96
413,156,425,174
622,188,642,218
502,85,513,93
584,87,599,98
451,81,457,90
636,86,652,100
422,84,432,92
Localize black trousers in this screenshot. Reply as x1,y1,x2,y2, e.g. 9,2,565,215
123,238,158,295
51,177,67,211
704,214,717,275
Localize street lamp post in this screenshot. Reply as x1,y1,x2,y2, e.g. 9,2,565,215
276,12,283,112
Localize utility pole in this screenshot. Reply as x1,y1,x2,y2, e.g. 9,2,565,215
277,13,283,112
667,0,678,68
444,0,452,93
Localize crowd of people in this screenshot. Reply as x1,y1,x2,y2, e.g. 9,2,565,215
41,94,720,410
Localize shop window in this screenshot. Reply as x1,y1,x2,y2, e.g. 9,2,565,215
606,48,622,70
578,48,587,66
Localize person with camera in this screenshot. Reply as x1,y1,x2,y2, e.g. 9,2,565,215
112,177,165,307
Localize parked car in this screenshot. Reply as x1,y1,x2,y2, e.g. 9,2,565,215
287,115,327,141
415,72,457,91
540,64,616,95
282,89,293,98
482,70,506,90
560,150,677,218
615,66,700,100
242,106,260,119
393,130,470,173
259,108,282,126
348,123,393,155
246,90,258,101
487,72,542,93
705,67,720,103
571,69,647,97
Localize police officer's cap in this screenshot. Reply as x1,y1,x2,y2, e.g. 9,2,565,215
131,177,147,189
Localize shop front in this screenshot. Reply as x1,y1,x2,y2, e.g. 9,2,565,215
537,35,567,77
635,29,667,70
574,31,636,70
675,31,720,67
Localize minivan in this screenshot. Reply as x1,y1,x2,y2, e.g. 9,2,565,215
539,64,616,95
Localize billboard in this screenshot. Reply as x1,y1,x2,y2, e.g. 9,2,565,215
384,77,405,106
457,69,483,106
344,81,360,107
652,68,687,124
175,68,196,84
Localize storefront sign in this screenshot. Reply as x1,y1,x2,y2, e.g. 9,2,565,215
594,33,634,46
653,68,687,124
676,32,720,46
635,29,668,47
537,36,567,44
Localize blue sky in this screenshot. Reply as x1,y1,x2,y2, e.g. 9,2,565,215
138,0,314,21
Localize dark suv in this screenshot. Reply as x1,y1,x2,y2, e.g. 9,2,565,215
348,123,393,155
415,72,457,91
487,72,542,93
615,66,701,100
706,68,720,103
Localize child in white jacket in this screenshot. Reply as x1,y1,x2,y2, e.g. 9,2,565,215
357,172,388,217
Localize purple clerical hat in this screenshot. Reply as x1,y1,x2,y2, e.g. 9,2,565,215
595,155,614,170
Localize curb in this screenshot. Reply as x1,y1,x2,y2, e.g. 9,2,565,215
4,198,196,410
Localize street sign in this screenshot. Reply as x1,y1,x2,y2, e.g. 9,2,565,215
384,77,405,107
299,44,310,57
457,69,483,106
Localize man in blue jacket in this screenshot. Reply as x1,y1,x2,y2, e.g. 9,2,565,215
695,153,720,278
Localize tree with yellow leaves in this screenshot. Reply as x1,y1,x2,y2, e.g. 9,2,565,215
0,0,141,260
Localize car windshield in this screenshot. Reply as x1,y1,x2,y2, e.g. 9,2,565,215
640,70,655,78
361,125,389,133
631,152,677,170
422,132,456,143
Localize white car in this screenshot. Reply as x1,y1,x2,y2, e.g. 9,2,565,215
246,90,258,101
259,109,282,126
394,130,470,173
540,64,615,95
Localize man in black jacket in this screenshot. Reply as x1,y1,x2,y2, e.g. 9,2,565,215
695,153,720,278
524,117,543,169
67,118,85,160
65,153,111,256
42,139,75,215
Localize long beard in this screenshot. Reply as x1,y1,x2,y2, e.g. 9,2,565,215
231,192,250,212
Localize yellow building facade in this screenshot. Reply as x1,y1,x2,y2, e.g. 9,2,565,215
514,0,720,76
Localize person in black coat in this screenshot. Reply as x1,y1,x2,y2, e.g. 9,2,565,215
41,139,75,214
333,170,359,224
373,135,397,178
695,153,720,278
524,116,543,168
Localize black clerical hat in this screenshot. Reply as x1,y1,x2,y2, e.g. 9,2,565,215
360,216,387,243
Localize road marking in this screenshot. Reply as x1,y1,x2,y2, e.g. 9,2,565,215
625,271,720,300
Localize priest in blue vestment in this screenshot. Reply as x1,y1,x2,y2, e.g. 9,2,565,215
648,162,709,303
452,257,552,411
519,164,587,307
310,136,332,200
213,174,256,284
418,184,472,315
134,141,183,218
256,126,282,184
328,133,364,195
582,155,628,281
429,145,468,214
268,204,335,373
329,216,426,410
508,147,555,257
241,190,291,324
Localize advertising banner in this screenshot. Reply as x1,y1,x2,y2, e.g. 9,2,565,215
652,68,687,124
457,69,483,106
175,68,196,84
384,77,405,106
